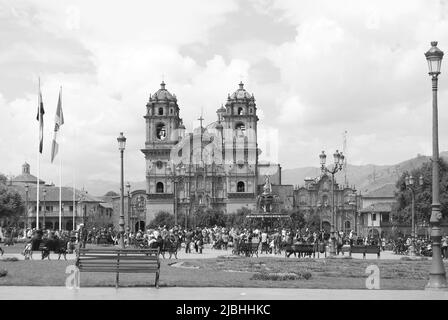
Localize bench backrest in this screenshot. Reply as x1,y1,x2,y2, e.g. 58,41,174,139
76,248,160,273
350,245,380,253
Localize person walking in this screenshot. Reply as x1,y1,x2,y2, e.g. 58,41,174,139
78,224,88,249
442,235,448,259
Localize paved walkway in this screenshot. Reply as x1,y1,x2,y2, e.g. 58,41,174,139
0,246,424,261
1,286,447,300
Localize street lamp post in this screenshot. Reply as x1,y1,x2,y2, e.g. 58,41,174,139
319,150,345,256
126,182,131,233
43,188,47,231
348,192,358,235
117,132,127,249
405,174,423,256
168,163,184,227
25,184,29,230
425,41,448,290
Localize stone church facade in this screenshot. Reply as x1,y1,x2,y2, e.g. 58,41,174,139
141,81,283,224
294,174,359,233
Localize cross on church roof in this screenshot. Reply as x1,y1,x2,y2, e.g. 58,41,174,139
198,115,204,128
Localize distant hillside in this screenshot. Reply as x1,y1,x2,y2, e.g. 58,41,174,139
78,152,448,197
282,151,448,194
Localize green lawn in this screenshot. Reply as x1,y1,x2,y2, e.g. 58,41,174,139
0,255,442,290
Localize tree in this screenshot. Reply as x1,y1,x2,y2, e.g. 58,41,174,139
0,185,25,227
104,191,119,197
392,159,448,224
288,209,306,230
88,213,114,230
195,208,226,228
225,207,251,228
305,212,321,233
148,211,175,229
0,173,7,185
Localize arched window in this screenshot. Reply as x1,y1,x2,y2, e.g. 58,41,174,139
249,108,253,114
235,122,245,136
156,182,164,193
156,123,166,140
170,108,173,115
158,107,163,115
237,181,245,192
344,220,351,231
238,107,244,115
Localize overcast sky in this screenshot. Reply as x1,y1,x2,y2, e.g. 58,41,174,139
1,0,448,188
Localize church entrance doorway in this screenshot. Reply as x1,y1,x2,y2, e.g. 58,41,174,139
135,221,145,232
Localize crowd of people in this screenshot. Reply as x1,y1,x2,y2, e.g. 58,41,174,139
1,224,447,259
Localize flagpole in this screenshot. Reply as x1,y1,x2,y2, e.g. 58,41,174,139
59,86,62,232
59,153,62,231
73,127,77,231
36,77,40,230
73,171,76,231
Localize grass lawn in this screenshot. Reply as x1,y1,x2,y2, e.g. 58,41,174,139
0,254,443,290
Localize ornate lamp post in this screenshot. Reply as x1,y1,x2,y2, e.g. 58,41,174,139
425,41,448,290
117,132,127,249
319,150,344,256
405,174,423,256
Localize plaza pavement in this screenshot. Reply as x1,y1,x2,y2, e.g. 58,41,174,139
1,286,448,300
0,245,424,261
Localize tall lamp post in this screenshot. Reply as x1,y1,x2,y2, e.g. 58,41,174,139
168,163,184,227
348,192,358,235
425,41,448,290
43,188,47,231
117,132,127,249
126,182,131,234
25,184,29,230
405,174,423,256
319,150,345,256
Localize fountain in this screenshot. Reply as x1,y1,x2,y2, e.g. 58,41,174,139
245,176,292,231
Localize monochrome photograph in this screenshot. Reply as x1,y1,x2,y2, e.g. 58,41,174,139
1,0,448,309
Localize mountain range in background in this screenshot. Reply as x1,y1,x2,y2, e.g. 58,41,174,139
282,151,448,194
77,152,448,197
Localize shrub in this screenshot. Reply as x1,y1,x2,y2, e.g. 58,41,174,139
325,255,352,260
0,269,7,277
251,271,312,281
1,257,18,262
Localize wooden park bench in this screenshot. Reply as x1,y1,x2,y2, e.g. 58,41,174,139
349,245,381,259
285,243,315,258
238,242,259,257
76,248,160,288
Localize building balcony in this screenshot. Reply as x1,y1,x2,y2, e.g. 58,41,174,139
227,192,255,199
148,193,174,200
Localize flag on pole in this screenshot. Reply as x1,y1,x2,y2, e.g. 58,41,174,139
51,87,64,163
36,80,45,154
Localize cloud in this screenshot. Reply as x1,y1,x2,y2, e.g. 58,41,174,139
2,0,448,193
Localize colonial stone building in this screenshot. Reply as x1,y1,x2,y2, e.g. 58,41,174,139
294,173,358,233
9,163,112,230
141,81,286,224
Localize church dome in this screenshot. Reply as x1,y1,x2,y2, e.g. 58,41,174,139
229,82,254,100
150,81,177,102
